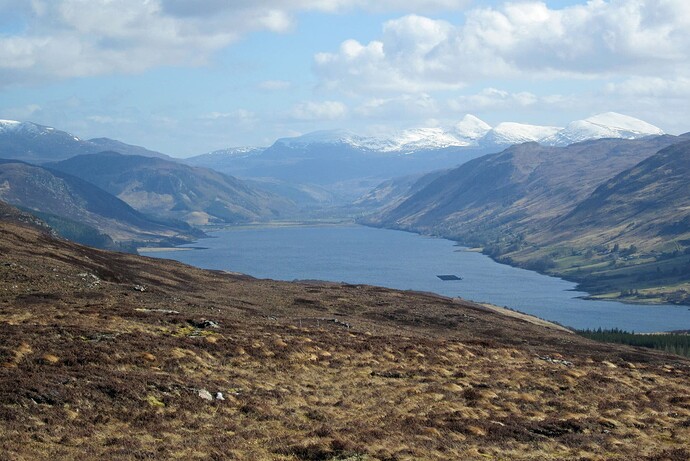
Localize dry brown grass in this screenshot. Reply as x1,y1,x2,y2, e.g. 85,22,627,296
0,218,689,460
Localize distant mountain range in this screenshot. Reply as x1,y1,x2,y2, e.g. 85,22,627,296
0,119,170,163
190,111,663,158
185,112,665,202
0,112,683,285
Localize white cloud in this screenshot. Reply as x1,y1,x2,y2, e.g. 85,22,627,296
448,88,549,112
356,93,440,119
0,0,472,87
290,100,348,120
315,1,690,93
606,77,690,98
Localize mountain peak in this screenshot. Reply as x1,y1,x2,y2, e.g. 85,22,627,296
0,119,78,140
543,112,664,146
584,112,664,135
454,114,492,141
0,119,22,131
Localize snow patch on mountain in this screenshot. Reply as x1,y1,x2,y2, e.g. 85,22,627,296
204,147,265,158
376,127,472,152
543,112,664,146
481,122,562,146
454,115,492,142
275,129,365,148
0,120,80,140
0,120,22,132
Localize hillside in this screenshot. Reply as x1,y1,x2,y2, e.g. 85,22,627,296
0,160,196,248
49,152,296,226
0,120,170,164
557,140,690,246
366,136,681,239
528,141,690,303
364,136,690,304
1,203,689,460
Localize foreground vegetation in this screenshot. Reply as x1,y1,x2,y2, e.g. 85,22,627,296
1,204,689,460
578,329,690,358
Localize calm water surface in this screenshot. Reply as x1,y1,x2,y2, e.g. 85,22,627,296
141,225,690,332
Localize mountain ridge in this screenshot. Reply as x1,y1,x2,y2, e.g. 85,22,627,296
48,151,296,226
249,112,661,155
0,159,197,248
0,120,171,163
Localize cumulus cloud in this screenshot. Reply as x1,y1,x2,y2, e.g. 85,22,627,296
291,100,348,120
448,88,544,111
356,93,440,119
315,1,690,93
605,77,690,98
0,0,471,87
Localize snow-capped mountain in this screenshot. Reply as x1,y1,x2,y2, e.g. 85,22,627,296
274,128,470,153
275,130,366,148
454,114,492,143
0,119,22,132
480,122,563,147
0,119,79,140
199,146,265,159
183,111,667,203
0,119,169,163
542,112,665,146
184,146,266,170
369,128,472,152
264,112,661,154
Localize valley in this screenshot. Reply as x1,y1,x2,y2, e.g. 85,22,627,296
2,113,690,309
4,4,690,460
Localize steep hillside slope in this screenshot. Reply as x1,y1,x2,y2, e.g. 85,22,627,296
49,152,296,225
0,203,688,460
557,140,690,248
0,160,195,247
353,170,449,211
526,141,690,303
364,136,690,304
368,136,680,241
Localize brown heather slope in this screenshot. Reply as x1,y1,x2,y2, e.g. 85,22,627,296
0,203,689,460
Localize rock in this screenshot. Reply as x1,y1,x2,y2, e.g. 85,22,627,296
197,389,213,401
189,319,220,329
133,285,147,292
538,355,574,367
135,308,179,314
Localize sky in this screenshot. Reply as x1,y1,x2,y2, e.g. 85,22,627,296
1,0,690,157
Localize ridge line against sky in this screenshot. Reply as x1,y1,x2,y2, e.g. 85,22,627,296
1,0,689,157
